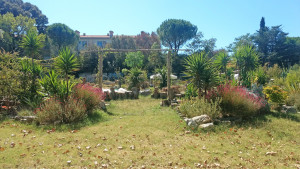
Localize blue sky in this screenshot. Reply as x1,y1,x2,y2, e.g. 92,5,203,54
24,0,300,49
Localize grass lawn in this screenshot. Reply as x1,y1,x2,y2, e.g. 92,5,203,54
0,97,299,168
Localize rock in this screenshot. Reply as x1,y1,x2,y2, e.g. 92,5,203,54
110,87,117,100
140,89,151,96
14,116,36,123
171,103,178,108
266,151,277,156
99,102,107,111
151,88,160,99
125,91,133,99
130,145,135,150
192,115,211,125
161,99,171,107
199,123,214,128
159,92,167,99
187,120,198,128
131,87,139,99
282,105,297,113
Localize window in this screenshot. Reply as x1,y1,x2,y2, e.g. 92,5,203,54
97,41,107,48
97,41,103,47
79,41,87,49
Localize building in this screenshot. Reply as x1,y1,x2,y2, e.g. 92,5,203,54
76,30,114,50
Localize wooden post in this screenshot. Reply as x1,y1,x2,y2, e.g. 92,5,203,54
98,50,104,89
167,50,171,101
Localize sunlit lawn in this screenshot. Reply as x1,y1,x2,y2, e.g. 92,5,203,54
0,97,299,168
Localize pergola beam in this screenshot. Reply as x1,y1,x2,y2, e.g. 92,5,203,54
81,48,191,100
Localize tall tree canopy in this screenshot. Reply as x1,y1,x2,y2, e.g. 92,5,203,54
0,0,48,33
157,19,197,53
46,23,79,51
0,13,36,52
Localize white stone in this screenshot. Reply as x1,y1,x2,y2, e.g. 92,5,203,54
199,123,214,128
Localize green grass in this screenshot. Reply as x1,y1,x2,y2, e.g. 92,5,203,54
0,97,299,168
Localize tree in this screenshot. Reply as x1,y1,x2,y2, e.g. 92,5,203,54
157,19,197,53
0,13,36,52
184,52,218,98
227,33,254,53
55,48,79,98
187,31,217,57
111,35,136,70
125,51,144,68
79,45,99,73
47,23,79,51
0,0,48,33
147,42,164,73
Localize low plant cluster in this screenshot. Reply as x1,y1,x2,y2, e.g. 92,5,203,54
180,83,268,120
208,83,268,118
179,97,221,119
35,83,105,124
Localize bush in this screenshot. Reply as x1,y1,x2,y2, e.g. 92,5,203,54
35,96,87,124
35,97,63,124
207,83,267,118
62,96,87,123
263,86,287,105
286,92,300,111
73,83,105,113
179,97,222,119
185,83,198,99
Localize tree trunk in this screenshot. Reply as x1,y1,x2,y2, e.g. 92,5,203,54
98,50,103,89
31,55,36,97
167,50,171,101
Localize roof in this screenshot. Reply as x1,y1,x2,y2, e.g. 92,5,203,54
80,35,110,38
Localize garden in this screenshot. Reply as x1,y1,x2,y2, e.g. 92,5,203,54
0,0,300,168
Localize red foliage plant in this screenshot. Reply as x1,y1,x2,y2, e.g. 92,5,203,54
73,83,106,113
206,83,267,118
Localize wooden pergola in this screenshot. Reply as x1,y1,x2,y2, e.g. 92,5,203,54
81,48,191,100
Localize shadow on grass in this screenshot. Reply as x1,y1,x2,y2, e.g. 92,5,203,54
268,111,300,122
197,111,299,133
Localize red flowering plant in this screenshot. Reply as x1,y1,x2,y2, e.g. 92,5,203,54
73,83,106,113
206,82,267,118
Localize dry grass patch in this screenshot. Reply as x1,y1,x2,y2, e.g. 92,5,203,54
0,97,299,168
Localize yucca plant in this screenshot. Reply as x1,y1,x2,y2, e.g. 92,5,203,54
214,51,230,75
20,30,44,96
55,48,79,99
184,52,218,98
234,45,260,86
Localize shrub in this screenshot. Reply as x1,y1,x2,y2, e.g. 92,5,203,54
285,92,300,111
207,83,267,118
35,97,63,124
62,96,87,123
185,83,198,99
73,83,105,113
263,86,287,105
179,97,222,119
35,96,87,124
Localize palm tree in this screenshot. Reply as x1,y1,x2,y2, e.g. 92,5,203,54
55,48,79,98
20,30,44,95
184,52,218,98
